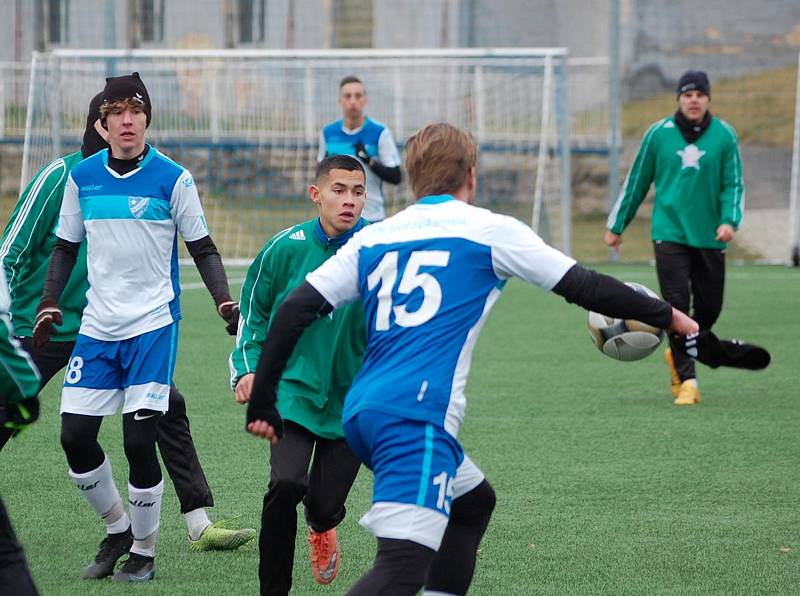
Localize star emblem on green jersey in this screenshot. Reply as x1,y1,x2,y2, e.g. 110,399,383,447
677,144,706,170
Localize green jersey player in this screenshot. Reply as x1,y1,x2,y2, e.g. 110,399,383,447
605,70,745,405
0,265,41,595
230,155,367,595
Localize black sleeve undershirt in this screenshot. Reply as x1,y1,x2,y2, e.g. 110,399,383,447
248,267,672,408
367,161,402,185
250,282,333,408
41,238,80,303
551,264,673,330
184,235,231,305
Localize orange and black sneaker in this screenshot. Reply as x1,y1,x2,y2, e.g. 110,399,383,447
664,348,681,399
309,527,340,585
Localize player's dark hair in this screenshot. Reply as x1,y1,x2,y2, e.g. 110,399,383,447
315,154,366,183
339,75,363,89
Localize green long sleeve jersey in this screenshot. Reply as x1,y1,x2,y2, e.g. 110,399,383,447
0,151,88,340
0,267,41,402
607,115,744,249
229,218,368,440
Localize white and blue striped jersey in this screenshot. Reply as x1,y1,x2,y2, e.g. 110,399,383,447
318,117,401,221
57,146,209,341
306,194,575,438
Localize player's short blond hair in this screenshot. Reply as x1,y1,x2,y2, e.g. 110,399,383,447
404,122,477,199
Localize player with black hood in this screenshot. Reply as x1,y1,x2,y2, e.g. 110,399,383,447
1,77,254,581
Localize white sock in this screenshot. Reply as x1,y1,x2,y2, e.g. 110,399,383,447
128,480,163,558
185,508,212,541
103,500,131,534
69,456,130,534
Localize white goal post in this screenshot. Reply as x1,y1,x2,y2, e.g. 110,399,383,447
790,52,800,266
23,48,572,262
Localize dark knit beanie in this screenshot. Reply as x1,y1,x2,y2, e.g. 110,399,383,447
101,72,152,126
676,70,710,98
81,91,110,158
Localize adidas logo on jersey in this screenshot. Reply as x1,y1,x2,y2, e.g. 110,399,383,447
289,229,306,241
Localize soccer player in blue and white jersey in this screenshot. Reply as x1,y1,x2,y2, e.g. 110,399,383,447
246,123,699,595
1,90,256,554
318,76,402,222
33,73,240,582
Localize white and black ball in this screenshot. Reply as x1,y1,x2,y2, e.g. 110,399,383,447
587,282,665,361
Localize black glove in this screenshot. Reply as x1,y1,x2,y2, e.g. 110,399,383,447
0,395,40,436
217,299,240,336
354,140,371,164
33,298,63,348
245,398,284,440
677,330,770,370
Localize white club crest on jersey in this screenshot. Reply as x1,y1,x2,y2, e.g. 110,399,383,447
128,196,150,218
289,229,306,241
677,144,706,170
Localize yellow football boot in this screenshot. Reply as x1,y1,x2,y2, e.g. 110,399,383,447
674,379,701,406
664,348,681,399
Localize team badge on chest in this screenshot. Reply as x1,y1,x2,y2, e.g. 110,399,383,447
128,196,150,218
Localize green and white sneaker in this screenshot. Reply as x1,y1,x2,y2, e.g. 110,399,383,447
188,519,257,552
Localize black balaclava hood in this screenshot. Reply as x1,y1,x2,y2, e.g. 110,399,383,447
100,71,152,127
81,92,110,158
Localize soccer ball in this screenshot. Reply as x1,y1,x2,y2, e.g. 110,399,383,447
587,282,666,361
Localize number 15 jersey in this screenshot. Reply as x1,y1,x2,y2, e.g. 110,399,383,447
306,194,575,438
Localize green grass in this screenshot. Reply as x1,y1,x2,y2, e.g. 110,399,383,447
1,264,798,594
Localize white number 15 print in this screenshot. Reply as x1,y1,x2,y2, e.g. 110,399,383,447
366,250,450,331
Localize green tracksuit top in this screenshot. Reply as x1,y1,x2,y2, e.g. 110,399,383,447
229,218,367,440
0,267,41,402
607,115,744,249
0,151,88,341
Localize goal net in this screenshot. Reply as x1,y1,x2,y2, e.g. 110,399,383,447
23,48,572,262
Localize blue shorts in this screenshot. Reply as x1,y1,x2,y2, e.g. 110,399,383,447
344,410,466,550
60,323,178,416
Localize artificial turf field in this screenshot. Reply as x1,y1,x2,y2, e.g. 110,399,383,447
1,263,797,595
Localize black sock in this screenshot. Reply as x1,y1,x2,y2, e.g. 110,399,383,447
425,480,496,595
347,538,436,596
